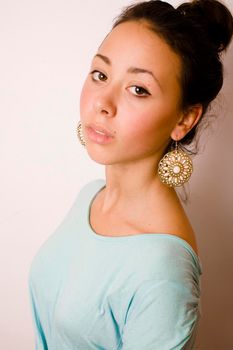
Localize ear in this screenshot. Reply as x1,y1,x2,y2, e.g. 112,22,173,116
170,104,203,141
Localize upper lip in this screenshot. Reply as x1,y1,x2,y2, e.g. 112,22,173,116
86,123,115,137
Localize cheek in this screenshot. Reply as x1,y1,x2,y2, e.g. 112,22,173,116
119,100,180,158
121,106,173,145
79,81,92,117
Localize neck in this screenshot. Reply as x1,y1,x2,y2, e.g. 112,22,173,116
100,154,176,213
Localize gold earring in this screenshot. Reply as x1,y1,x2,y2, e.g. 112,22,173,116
158,141,193,187
76,121,86,146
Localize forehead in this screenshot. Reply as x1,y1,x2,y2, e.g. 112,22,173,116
97,21,181,81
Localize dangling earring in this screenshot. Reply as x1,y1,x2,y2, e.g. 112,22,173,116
76,121,86,147
158,140,193,187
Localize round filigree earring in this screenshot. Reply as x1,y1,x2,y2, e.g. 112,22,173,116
158,140,193,187
76,121,86,147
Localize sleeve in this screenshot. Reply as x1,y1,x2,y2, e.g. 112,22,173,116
121,278,200,350
29,282,48,350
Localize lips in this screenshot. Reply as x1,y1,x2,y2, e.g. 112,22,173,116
86,123,115,138
85,124,114,145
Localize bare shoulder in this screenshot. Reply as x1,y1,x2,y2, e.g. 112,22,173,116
90,185,198,255
147,189,198,255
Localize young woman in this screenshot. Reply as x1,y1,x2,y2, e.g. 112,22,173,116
29,1,233,349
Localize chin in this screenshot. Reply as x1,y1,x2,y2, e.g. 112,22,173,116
85,147,115,165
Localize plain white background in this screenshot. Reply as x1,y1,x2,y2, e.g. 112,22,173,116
0,0,232,349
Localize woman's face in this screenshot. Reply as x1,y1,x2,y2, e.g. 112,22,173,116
80,20,183,165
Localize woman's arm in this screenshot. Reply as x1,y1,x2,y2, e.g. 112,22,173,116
29,282,48,350
121,278,200,350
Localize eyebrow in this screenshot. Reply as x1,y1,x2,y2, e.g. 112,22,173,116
94,53,161,88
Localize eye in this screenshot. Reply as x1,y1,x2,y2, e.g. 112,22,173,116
129,85,150,97
90,70,107,82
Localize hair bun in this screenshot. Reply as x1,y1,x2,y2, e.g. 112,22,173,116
177,0,233,53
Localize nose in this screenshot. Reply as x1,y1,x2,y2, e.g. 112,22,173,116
94,91,117,118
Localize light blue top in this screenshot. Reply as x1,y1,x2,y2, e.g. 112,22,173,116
29,179,202,350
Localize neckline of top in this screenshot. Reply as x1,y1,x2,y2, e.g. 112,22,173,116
85,179,202,269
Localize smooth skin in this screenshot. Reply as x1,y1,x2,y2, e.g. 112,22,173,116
80,20,202,255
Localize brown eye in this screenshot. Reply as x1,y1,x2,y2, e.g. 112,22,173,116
90,70,107,81
129,85,150,97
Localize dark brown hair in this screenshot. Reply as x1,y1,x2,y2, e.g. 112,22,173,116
112,0,233,153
